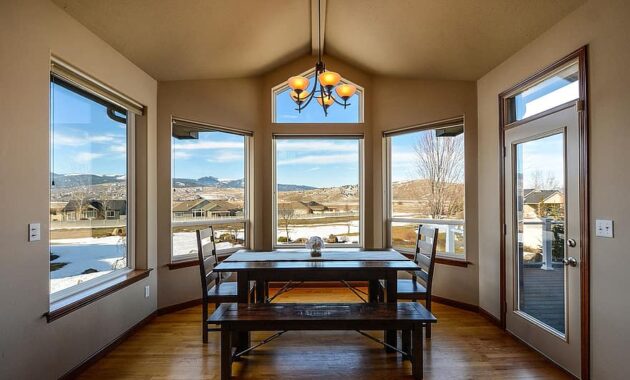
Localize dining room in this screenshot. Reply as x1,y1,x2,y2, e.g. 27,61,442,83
2,0,630,379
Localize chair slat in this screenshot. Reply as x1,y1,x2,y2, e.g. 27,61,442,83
416,240,434,257
414,269,429,283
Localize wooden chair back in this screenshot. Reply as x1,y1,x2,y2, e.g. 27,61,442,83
412,224,439,295
197,226,219,303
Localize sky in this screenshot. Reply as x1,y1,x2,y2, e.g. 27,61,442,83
51,82,127,177
517,132,565,190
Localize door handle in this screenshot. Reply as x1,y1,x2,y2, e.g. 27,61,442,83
563,257,578,267
566,238,577,247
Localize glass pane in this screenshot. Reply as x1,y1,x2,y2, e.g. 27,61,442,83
275,139,360,245
50,79,128,295
274,74,361,123
508,62,579,123
392,221,464,255
514,133,566,334
390,127,465,257
171,128,246,258
172,222,246,257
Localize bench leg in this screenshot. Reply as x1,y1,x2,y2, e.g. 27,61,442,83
412,326,423,380
221,329,232,380
402,329,411,360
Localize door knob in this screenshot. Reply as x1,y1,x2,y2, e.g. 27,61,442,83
563,256,578,267
567,238,577,247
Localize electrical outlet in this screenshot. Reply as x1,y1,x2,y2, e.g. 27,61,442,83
28,223,40,242
144,285,150,298
595,219,614,238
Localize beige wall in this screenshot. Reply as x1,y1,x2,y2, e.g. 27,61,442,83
157,55,479,308
0,0,158,379
372,77,479,306
476,0,630,377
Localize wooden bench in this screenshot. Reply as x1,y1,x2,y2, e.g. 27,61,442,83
209,302,437,380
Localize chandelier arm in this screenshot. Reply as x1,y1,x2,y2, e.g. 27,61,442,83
294,74,320,111
319,83,329,116
329,94,350,107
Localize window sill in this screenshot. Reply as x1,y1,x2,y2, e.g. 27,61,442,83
46,269,152,323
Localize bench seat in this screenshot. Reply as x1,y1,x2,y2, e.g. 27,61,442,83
209,302,436,379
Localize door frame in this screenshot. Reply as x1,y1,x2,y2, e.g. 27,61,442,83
498,46,590,379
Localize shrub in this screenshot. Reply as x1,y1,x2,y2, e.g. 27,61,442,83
327,234,338,243
277,236,288,243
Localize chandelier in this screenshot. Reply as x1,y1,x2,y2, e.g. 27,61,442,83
286,0,357,116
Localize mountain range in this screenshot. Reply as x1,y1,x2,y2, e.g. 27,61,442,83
52,173,316,191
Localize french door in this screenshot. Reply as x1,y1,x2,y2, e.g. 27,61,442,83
504,104,582,376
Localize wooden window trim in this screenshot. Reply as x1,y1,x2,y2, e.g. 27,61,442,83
46,269,152,323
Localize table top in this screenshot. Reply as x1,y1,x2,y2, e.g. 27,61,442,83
214,249,419,272
224,249,408,262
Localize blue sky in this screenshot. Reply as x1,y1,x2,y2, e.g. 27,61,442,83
517,132,564,189
172,132,245,180
51,82,127,176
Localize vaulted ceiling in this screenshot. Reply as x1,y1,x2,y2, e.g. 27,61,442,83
53,0,584,81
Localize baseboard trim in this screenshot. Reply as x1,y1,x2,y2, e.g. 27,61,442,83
431,296,478,312
478,307,502,327
158,298,203,315
59,311,157,379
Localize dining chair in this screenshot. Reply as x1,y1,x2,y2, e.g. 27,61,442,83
380,224,439,339
197,226,255,343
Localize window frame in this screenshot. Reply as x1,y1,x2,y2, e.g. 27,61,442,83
271,67,365,124
383,118,466,260
272,135,365,249
48,78,136,303
170,118,252,262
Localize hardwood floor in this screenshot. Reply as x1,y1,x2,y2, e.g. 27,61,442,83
77,288,571,379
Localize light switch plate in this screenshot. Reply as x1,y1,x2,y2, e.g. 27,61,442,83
595,219,614,238
145,285,150,298
28,223,40,242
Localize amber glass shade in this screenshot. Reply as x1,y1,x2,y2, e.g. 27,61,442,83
318,71,341,87
317,95,334,107
287,76,309,91
335,84,357,99
290,90,309,103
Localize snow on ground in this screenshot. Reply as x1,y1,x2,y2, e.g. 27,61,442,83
281,221,360,243
172,232,243,257
50,236,126,293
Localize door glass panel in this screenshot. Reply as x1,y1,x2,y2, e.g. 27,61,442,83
514,133,566,334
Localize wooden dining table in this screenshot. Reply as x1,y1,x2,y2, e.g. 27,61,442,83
213,248,420,352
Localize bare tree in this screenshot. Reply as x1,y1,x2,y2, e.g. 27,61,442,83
69,182,91,220
415,132,464,219
278,204,295,241
530,170,560,190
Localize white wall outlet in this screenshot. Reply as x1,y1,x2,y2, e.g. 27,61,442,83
595,219,614,238
144,285,150,298
28,223,40,242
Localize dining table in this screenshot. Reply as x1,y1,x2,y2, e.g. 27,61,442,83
213,248,421,352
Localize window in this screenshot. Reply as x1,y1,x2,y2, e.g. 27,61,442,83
273,137,362,247
385,119,465,258
506,61,579,123
171,119,251,260
272,69,363,123
49,75,133,298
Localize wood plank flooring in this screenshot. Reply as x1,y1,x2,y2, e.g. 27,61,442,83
77,288,571,379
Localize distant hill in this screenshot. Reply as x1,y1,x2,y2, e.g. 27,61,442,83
51,173,125,188
277,184,317,191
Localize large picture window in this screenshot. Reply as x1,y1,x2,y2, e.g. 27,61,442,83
171,120,251,260
386,119,465,258
273,137,362,247
49,76,133,298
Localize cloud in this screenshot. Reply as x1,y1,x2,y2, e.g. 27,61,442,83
173,151,191,159
276,140,358,153
277,153,357,166
54,133,117,146
174,141,243,150
75,152,104,163
110,144,126,153
306,167,321,172
391,151,417,163
207,151,244,162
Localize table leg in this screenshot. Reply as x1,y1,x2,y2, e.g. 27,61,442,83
368,280,379,303
221,329,232,380
385,271,397,352
236,272,251,352
412,324,423,379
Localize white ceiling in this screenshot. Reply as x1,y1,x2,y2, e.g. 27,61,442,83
53,0,584,81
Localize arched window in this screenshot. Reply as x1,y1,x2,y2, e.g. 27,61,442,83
272,68,363,123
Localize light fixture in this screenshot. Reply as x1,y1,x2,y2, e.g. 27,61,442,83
286,0,357,116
